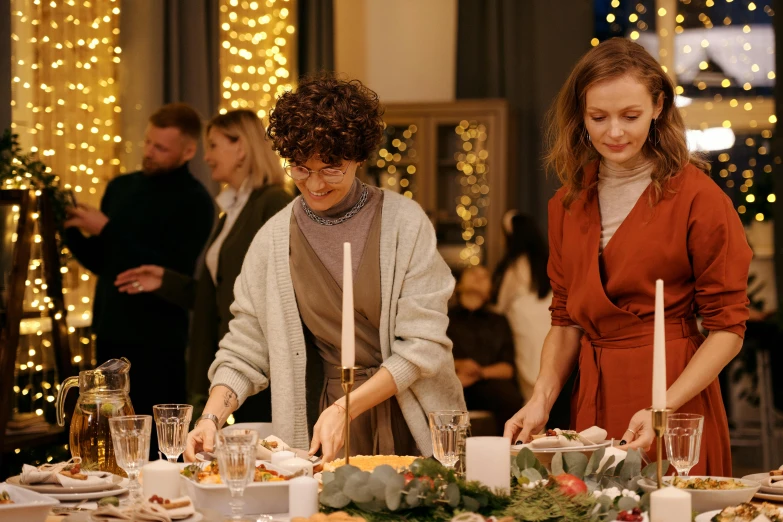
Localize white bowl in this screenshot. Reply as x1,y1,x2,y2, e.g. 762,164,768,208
0,483,60,522
179,462,289,516
638,476,760,513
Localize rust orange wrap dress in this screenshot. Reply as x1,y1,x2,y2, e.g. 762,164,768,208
548,161,752,476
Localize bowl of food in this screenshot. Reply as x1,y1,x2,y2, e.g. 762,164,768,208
0,483,60,522
179,460,291,516
638,476,760,513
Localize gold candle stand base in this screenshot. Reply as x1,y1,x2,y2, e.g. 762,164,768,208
647,407,671,489
341,367,356,466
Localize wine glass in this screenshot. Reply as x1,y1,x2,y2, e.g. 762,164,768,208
429,410,470,470
153,404,193,463
216,428,258,521
109,415,152,504
664,413,704,477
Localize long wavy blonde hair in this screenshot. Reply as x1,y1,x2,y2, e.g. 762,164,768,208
545,38,708,209
206,110,286,189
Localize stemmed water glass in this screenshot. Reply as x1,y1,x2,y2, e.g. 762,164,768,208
109,415,152,504
664,413,704,477
215,428,258,521
153,404,193,463
429,410,470,470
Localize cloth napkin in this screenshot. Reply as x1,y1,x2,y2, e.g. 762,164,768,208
20,462,114,488
765,476,783,489
89,503,172,521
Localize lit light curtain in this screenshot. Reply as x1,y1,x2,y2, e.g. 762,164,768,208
456,0,594,230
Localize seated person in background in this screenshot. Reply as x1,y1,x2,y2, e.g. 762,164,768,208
447,266,523,435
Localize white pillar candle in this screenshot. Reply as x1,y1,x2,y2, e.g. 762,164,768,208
341,242,355,368
288,476,319,518
650,486,691,522
277,457,314,477
141,459,181,501
270,450,295,465
652,279,667,410
465,437,510,495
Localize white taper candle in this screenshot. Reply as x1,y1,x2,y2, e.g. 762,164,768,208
341,242,355,368
652,279,667,410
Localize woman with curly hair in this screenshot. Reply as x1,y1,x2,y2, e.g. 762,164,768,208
503,38,752,476
185,75,465,462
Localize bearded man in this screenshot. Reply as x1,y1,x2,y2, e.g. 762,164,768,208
65,103,214,417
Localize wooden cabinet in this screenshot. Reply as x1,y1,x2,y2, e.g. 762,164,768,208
360,99,513,271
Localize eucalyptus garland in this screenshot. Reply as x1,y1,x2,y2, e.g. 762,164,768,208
319,449,660,522
1,129,71,228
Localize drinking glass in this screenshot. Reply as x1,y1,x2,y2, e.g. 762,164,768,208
664,413,704,477
216,428,259,521
153,404,193,463
109,415,152,504
429,410,470,470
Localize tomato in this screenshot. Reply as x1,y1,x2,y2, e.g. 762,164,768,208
553,474,588,497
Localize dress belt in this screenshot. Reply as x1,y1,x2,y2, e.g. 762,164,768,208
575,317,701,429
322,365,395,455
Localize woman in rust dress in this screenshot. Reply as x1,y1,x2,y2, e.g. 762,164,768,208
503,38,752,476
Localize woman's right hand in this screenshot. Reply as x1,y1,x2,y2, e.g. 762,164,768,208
503,397,550,444
185,419,218,462
115,265,164,294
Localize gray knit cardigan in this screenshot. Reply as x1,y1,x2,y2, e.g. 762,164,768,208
208,190,466,455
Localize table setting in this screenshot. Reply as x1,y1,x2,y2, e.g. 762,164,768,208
4,263,783,521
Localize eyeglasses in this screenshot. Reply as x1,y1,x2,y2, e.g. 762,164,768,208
284,161,353,184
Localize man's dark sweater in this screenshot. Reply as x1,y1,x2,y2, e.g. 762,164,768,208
66,163,214,414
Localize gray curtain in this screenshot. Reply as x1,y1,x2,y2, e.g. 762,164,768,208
0,0,10,132
119,0,221,196
773,0,783,317
297,0,334,76
456,0,594,231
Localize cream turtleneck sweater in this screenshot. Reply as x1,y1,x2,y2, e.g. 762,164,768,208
598,159,654,251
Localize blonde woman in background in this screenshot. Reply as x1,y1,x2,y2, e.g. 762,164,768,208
115,109,293,422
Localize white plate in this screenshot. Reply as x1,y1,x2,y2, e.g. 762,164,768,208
695,511,720,522
754,491,783,501
7,473,123,494
44,479,129,501
0,483,60,522
511,440,613,453
89,512,203,522
742,472,783,495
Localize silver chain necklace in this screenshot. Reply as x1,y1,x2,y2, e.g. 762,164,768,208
301,184,369,226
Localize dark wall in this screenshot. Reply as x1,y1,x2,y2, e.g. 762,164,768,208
0,0,11,132
774,0,783,317
456,0,594,231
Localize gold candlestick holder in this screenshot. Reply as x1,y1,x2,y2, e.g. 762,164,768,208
341,367,356,465
647,407,671,489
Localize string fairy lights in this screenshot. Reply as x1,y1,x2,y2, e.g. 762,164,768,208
7,0,122,436
454,121,490,267
218,0,297,118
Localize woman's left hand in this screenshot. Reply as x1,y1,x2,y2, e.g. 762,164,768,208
309,404,346,463
623,409,655,451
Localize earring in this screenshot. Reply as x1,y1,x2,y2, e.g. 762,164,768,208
582,128,592,147
648,119,661,146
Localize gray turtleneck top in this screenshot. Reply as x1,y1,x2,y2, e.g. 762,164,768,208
597,159,654,252
292,178,383,287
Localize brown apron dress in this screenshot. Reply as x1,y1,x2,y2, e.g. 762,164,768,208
289,200,418,457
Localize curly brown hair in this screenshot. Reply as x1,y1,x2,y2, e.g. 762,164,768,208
267,74,385,165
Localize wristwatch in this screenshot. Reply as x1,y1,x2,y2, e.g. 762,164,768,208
195,413,220,429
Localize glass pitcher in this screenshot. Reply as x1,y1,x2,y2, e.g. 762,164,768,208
56,358,135,475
